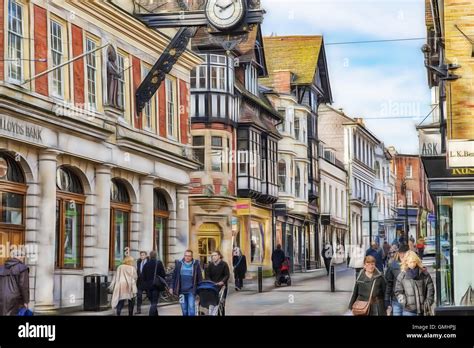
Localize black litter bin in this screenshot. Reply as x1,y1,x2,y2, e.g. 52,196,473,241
84,274,109,311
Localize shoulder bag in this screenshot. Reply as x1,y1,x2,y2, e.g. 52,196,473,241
352,274,377,316
152,261,167,292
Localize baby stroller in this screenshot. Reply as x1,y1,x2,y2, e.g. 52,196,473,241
196,281,226,316
275,257,292,287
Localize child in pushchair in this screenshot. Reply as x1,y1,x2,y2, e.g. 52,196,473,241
196,281,226,316
275,257,292,287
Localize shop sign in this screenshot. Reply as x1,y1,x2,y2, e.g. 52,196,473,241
236,199,251,216
0,115,43,142
419,128,442,157
448,140,474,168
451,168,474,176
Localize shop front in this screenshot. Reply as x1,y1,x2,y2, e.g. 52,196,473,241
235,199,272,275
423,157,474,313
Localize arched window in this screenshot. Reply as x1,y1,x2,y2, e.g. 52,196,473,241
56,166,84,269
278,160,286,192
154,189,169,264
0,153,26,265
110,178,131,270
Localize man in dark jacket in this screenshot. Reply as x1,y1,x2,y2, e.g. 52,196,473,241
384,243,408,316
141,250,166,316
205,250,230,315
171,249,202,316
0,251,29,316
365,243,384,272
136,251,148,314
271,244,285,279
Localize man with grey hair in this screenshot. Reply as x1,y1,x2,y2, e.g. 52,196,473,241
0,249,30,315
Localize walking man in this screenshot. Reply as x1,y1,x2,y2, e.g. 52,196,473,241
136,251,148,314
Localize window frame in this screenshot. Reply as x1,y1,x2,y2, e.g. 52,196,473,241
192,136,205,171
48,17,67,100
141,63,157,132
6,0,25,84
211,136,224,172
85,36,99,111
165,76,178,140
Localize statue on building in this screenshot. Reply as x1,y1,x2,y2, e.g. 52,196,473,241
106,45,122,109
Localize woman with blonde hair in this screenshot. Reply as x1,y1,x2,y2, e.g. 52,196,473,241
394,251,434,316
108,255,138,316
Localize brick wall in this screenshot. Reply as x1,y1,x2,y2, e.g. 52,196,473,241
445,1,474,139
71,25,84,105
179,79,189,144
272,70,292,94
394,156,422,207
0,0,4,81
34,5,48,96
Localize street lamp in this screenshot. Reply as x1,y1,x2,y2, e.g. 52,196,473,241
401,178,409,238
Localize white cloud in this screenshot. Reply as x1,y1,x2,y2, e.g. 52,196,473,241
261,0,425,39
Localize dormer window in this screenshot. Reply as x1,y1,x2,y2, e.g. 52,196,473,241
245,64,258,96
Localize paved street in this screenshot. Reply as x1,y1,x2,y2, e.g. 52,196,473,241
74,265,355,316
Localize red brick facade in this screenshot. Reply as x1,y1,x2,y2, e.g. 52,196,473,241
71,25,84,105
179,79,189,144
0,0,4,81
132,55,142,129
158,84,166,137
34,5,48,96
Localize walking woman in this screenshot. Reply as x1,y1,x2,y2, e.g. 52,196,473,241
205,251,230,315
394,250,435,316
349,255,387,316
384,243,409,316
108,256,138,316
232,247,247,291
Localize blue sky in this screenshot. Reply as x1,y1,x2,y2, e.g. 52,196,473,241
261,0,431,154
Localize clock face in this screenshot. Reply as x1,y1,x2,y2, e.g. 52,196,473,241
206,0,246,31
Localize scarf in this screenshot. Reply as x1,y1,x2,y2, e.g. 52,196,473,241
406,267,420,279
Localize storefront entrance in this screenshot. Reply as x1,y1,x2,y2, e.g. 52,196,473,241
197,223,221,267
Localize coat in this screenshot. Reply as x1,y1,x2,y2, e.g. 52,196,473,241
142,259,166,291
136,258,149,289
349,268,387,316
205,261,230,285
0,258,29,316
172,259,203,295
108,264,138,309
384,259,402,305
232,255,247,278
271,249,285,269
394,268,435,315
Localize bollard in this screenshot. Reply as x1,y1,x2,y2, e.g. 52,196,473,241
330,265,335,292
258,266,263,293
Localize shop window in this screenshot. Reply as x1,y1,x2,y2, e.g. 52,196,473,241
250,220,264,264
55,166,84,269
110,179,131,270
154,190,169,264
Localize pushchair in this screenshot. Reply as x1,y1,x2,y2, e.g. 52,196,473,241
196,281,226,316
275,257,292,287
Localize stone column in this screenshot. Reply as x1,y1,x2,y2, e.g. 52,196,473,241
139,176,154,254
34,149,58,314
175,187,190,256
94,165,112,275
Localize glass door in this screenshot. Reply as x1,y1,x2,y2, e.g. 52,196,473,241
198,236,220,267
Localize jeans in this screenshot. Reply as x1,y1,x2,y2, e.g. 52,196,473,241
136,286,145,312
148,289,160,316
235,276,244,289
179,292,196,316
402,310,418,316
391,299,404,316
116,298,135,316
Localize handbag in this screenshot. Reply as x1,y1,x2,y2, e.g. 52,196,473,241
352,273,377,316
152,260,167,292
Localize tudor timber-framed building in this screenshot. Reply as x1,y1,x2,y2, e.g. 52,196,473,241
0,0,201,313
188,25,281,274
260,36,333,272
